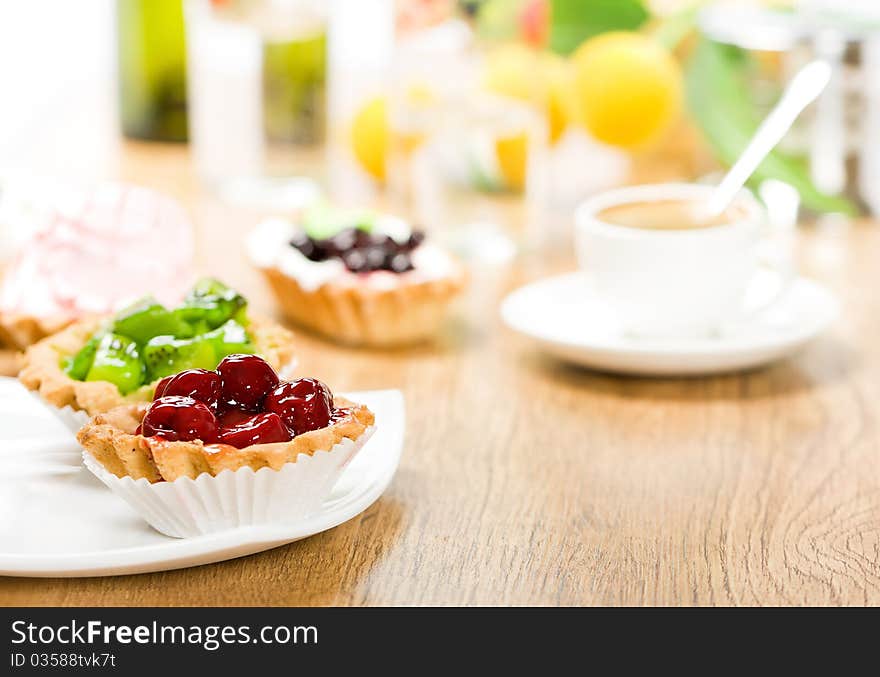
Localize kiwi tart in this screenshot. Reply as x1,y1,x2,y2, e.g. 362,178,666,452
20,279,297,419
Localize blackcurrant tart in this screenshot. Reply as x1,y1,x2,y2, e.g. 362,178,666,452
247,206,466,347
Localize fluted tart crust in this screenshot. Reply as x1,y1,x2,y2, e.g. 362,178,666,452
0,311,72,351
260,266,465,347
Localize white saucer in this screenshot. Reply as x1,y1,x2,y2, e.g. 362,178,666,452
0,381,404,577
501,272,839,376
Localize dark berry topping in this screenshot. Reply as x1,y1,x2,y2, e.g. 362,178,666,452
289,226,424,273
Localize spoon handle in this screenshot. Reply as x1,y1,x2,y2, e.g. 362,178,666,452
705,60,832,217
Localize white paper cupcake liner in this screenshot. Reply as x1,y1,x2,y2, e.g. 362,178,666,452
47,403,90,434
25,390,91,435
82,427,375,538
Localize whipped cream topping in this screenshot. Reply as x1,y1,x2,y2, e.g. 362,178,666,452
247,217,458,292
0,182,195,319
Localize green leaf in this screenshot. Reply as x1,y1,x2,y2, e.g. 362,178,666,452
686,38,857,215
652,6,698,52
549,0,648,56
473,0,521,43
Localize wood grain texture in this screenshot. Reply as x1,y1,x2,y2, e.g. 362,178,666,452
1,142,879,607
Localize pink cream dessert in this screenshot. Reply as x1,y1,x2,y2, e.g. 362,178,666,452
0,182,194,349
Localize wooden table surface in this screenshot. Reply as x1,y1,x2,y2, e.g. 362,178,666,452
1,140,879,606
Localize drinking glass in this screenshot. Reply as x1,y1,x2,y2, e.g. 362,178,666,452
407,91,548,263
185,0,327,208
386,7,549,263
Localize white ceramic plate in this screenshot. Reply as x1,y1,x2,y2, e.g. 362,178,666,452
501,272,838,376
0,381,404,577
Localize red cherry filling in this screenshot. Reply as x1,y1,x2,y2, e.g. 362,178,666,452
216,412,290,447
217,407,255,429
138,359,338,449
154,369,221,409
141,396,218,443
153,375,174,399
264,377,332,435
217,354,279,411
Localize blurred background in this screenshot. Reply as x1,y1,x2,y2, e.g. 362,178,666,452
0,0,878,262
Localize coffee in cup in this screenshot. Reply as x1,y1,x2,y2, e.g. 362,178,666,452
574,183,790,338
597,199,748,231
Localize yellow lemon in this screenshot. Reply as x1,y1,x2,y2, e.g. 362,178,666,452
482,43,538,102
571,32,682,148
392,84,434,155
495,132,528,191
351,96,388,181
544,54,577,143
405,83,436,107
351,87,436,182
483,45,575,145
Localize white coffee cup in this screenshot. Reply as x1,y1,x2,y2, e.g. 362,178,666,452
574,183,790,339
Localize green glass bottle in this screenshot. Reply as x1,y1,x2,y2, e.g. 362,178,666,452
117,0,188,142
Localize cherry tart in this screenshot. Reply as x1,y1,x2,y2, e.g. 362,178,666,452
76,355,374,483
